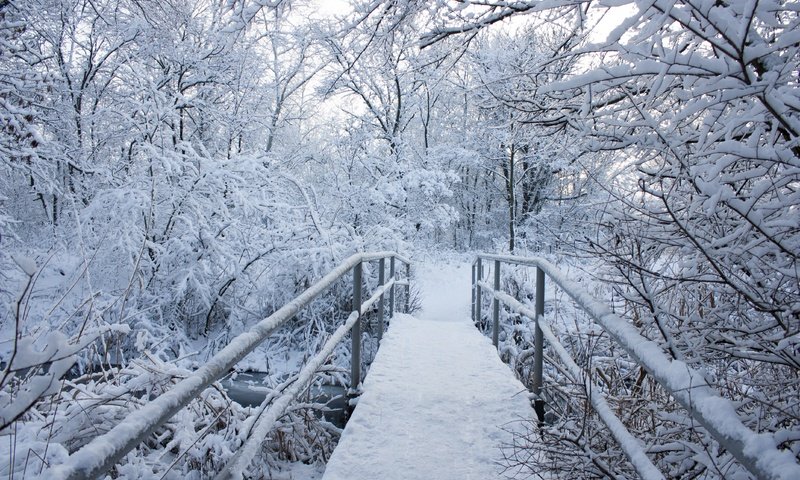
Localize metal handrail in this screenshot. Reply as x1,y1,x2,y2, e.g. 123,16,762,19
477,278,663,480
217,280,396,479
50,252,411,480
473,253,800,480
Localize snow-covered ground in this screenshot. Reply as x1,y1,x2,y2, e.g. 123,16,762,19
321,259,536,479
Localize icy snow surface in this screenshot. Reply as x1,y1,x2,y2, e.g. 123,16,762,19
322,260,536,480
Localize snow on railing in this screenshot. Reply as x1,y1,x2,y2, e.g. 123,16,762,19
478,281,664,480
48,252,411,480
474,253,800,480
217,280,394,479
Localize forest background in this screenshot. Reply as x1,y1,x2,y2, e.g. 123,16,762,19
1,0,798,478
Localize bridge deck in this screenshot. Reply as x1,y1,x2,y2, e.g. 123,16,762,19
322,262,536,480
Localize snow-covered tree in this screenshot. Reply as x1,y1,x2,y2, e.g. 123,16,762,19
416,0,800,476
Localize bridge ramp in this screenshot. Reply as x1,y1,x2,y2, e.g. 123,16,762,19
322,305,536,479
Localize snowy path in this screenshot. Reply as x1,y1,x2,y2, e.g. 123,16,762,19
321,260,536,480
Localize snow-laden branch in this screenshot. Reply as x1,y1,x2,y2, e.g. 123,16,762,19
0,324,131,433
419,0,581,48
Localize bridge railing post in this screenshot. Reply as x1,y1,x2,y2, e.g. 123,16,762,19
533,266,545,423
404,262,411,312
471,263,476,323
492,260,501,348
350,261,363,393
389,256,396,317
475,257,483,328
377,258,385,342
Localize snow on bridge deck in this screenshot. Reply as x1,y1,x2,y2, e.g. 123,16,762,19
322,260,536,480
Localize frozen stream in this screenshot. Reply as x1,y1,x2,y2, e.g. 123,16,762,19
222,372,349,427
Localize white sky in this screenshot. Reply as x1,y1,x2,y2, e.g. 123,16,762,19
589,4,638,43
309,0,353,18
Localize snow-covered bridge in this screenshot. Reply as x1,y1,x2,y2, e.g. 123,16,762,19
322,260,535,480
45,253,800,480
323,315,534,480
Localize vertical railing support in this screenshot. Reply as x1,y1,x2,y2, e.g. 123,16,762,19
350,261,363,393
475,257,483,327
471,263,476,323
404,262,411,312
533,266,545,423
492,260,501,348
389,256,396,317
377,258,385,342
